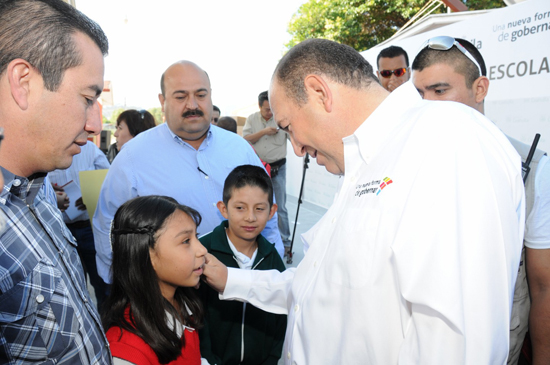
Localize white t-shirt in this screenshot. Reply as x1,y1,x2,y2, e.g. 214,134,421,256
524,154,550,249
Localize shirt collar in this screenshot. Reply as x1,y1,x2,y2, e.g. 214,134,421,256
226,230,258,270
346,82,421,165
165,123,213,150
0,166,46,205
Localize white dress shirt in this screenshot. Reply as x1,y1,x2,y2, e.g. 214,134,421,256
221,83,525,364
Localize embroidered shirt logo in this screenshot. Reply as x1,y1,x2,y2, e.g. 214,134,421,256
376,177,393,195
354,177,394,197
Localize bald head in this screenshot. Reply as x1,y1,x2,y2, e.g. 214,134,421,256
272,38,378,106
158,60,213,148
160,60,210,97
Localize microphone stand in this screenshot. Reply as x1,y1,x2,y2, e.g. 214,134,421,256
287,153,309,264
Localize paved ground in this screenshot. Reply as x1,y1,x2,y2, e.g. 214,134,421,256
283,195,327,268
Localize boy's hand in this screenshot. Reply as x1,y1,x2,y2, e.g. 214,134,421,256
202,253,228,293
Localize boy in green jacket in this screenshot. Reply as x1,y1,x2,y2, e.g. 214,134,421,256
198,164,287,365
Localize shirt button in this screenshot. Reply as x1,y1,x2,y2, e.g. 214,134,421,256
332,217,336,224
287,352,291,359
13,179,21,187
294,304,299,312
36,294,45,304
205,175,209,179
212,203,216,207
313,261,317,267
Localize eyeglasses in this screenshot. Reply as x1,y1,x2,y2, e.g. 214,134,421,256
0,127,3,148
379,68,408,78
421,36,482,76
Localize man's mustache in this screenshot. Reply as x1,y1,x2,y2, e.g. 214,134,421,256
182,109,204,118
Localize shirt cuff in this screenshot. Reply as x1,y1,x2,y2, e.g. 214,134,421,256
219,267,252,302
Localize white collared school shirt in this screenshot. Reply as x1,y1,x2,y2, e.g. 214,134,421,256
222,83,524,364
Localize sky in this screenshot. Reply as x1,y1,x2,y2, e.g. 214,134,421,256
76,0,309,116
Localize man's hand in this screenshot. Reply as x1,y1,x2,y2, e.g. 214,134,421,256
56,192,69,211
75,197,87,211
52,184,70,212
264,127,278,136
202,253,228,293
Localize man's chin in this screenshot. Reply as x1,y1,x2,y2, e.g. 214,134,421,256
56,157,75,171
56,147,80,170
316,155,344,175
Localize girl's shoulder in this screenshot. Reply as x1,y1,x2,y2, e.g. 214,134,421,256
106,326,159,365
106,318,202,365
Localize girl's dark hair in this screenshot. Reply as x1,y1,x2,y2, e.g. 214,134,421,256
117,109,157,138
101,195,203,364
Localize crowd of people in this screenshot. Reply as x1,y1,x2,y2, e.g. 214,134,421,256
0,0,548,364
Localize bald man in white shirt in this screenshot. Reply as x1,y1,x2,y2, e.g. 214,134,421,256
203,38,524,364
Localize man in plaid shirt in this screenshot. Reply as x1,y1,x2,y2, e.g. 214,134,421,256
0,0,111,363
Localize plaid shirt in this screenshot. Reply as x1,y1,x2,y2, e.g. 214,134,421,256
0,167,111,364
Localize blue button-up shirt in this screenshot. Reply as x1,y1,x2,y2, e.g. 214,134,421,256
93,123,284,284
0,167,111,364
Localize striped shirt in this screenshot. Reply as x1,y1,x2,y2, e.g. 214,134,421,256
0,167,111,364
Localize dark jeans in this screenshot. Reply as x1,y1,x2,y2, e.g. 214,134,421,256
67,222,107,312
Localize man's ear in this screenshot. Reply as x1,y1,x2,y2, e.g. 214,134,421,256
269,203,278,220
216,201,228,219
473,76,489,104
303,74,333,113
158,93,165,113
7,59,33,111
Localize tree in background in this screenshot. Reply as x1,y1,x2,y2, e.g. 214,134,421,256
286,0,505,52
107,107,163,125
110,108,125,125
148,107,163,125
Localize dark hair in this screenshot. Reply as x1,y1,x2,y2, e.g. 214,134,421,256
376,45,409,69
102,195,203,364
213,105,220,114
117,109,156,137
217,116,237,133
274,38,377,106
0,0,108,92
223,165,273,207
412,38,486,88
258,91,269,107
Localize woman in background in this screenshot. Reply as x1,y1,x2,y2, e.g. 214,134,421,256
107,109,156,163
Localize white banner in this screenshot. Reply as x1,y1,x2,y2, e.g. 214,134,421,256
361,0,550,153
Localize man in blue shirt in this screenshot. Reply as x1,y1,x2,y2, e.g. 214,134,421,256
0,0,111,363
93,60,284,285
